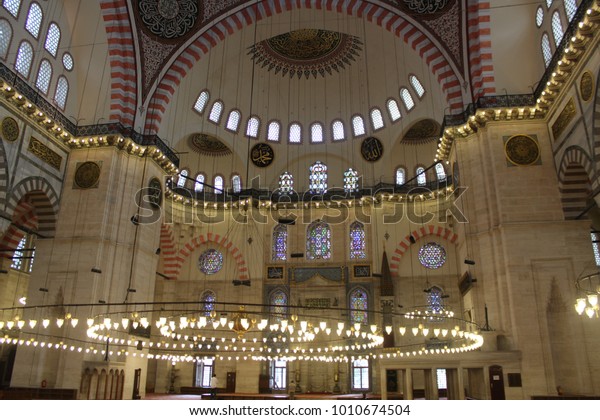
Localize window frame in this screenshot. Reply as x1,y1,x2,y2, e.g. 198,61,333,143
306,219,332,260
332,119,345,141
194,172,206,192
351,359,370,391
208,100,224,124
177,168,189,188
35,58,52,94
245,115,260,139
400,87,416,112
416,166,427,186
44,22,61,57
351,114,366,138
270,360,287,391
194,358,214,388
309,161,328,195
267,120,281,142
15,40,34,79
541,32,552,68
225,109,242,133
310,121,324,143
3,0,22,19
272,224,288,262
213,174,224,194
369,107,385,132
25,2,43,40
386,98,402,122
231,174,242,193
288,122,302,144
409,74,426,99
193,90,210,115
0,18,13,60
395,166,406,186
551,10,564,47
53,75,69,110
349,221,366,260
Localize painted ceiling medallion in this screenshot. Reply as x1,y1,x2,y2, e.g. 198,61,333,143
248,29,363,79
138,0,199,39
188,133,232,157
402,119,440,145
402,0,450,14
504,135,540,166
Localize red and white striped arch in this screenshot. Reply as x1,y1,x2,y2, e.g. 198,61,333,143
467,1,496,100
161,230,249,281
6,177,59,237
389,224,458,275
143,0,467,133
0,198,39,259
100,0,137,127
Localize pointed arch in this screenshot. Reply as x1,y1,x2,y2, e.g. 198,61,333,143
557,146,594,219
144,0,466,133
390,225,458,274
6,176,59,237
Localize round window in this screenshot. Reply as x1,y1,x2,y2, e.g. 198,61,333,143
198,249,223,275
418,243,447,269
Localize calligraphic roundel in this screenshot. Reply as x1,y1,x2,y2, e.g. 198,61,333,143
250,143,275,168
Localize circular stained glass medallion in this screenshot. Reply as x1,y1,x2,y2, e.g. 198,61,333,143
198,249,223,275
418,242,446,269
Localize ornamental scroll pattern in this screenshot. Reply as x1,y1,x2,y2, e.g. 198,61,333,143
28,137,62,170
289,266,347,283
403,0,449,13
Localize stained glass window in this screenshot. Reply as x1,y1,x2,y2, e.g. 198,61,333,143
427,286,444,314
194,90,209,113
194,173,205,192
396,167,406,186
54,76,68,110
542,33,552,67
15,41,33,78
306,220,331,260
332,120,345,141
564,0,577,22
177,169,188,188
409,75,426,98
551,11,563,46
289,123,301,143
309,161,327,194
370,108,384,130
591,232,600,266
270,289,288,321
400,88,415,111
200,290,216,317
35,59,52,94
349,221,366,259
279,172,294,193
232,175,241,193
536,6,544,27
352,115,366,137
387,99,402,122
416,166,426,186
44,23,61,57
311,122,324,143
350,287,368,325
435,163,446,181
226,110,241,131
208,101,223,123
267,121,280,141
3,0,21,17
418,243,447,269
352,359,369,390
344,168,359,193
10,236,26,271
272,224,287,261
214,175,223,194
25,3,42,38
0,19,12,59
198,249,223,275
246,116,260,138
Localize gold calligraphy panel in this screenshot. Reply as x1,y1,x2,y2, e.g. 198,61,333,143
552,98,576,140
28,136,62,170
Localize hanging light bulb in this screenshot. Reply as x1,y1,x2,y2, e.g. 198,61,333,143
17,319,25,329
354,323,361,331
42,319,50,328
87,318,94,327
300,321,308,332
121,318,130,330
180,317,188,328
441,329,448,337
198,316,207,328
320,321,327,330
241,318,249,330
399,327,406,336
220,316,227,327
29,319,37,328
412,327,419,336
422,328,429,337
56,318,64,328
433,328,440,337
140,317,149,328
70,318,79,328
228,321,234,329
585,307,595,318
385,325,392,335
587,293,599,307
337,322,345,331
280,319,288,330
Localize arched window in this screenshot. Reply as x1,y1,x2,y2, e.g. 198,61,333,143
194,173,205,192
44,23,60,57
213,175,223,194
536,6,544,27
231,174,241,193
267,121,280,141
370,108,384,131
272,224,288,261
435,163,446,181
546,0,553,8
386,99,402,122
0,19,12,59
25,3,43,38
409,75,426,98
278,172,294,193
541,33,552,67
194,90,210,114
591,232,600,266
15,40,33,78
427,286,445,314
400,87,415,111
226,110,241,132
11,234,35,273
54,76,68,110
200,290,216,317
351,115,366,137
208,101,223,123
416,166,426,186
551,11,564,46
349,287,368,324
246,116,260,138
177,169,188,188
270,289,288,321
10,236,26,271
35,59,52,94
564,0,577,22
289,123,301,143
3,0,21,17
349,221,366,259
306,220,331,260
310,122,324,143
396,167,406,186
332,120,345,141
344,168,359,193
309,161,327,194
351,359,369,391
